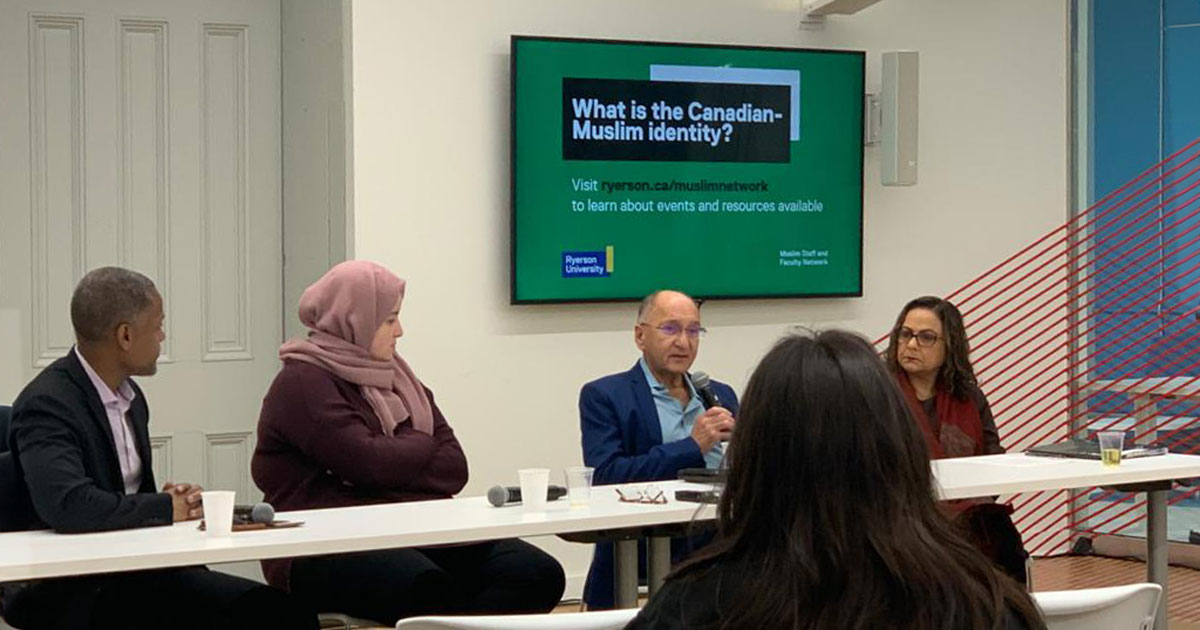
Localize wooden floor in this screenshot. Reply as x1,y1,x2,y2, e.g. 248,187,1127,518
1032,555,1200,629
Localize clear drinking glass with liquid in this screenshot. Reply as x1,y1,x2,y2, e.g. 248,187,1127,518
1098,431,1125,467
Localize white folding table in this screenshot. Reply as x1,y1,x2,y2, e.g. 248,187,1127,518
1,453,1198,629
0,483,711,606
933,452,1200,630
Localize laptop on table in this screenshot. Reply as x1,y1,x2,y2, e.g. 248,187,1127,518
1025,438,1168,460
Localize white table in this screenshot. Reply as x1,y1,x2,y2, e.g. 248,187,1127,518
0,486,710,582
2,454,1199,628
0,484,715,610
933,451,1200,498
934,453,1200,630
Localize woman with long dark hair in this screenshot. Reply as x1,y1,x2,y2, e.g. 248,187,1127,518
626,330,1044,630
884,296,1003,458
884,296,1028,586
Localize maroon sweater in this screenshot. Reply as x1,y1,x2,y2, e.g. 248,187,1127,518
252,360,468,590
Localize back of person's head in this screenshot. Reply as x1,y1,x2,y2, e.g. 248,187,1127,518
682,330,1042,630
70,267,158,344
884,295,977,399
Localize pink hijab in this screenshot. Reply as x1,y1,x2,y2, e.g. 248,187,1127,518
279,260,434,435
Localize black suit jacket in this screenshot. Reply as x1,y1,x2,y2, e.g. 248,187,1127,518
8,349,171,532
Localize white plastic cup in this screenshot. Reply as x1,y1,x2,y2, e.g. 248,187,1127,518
565,466,594,506
201,490,236,536
1098,431,1125,467
518,468,550,511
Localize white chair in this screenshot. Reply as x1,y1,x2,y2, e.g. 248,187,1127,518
319,612,386,629
394,609,638,630
1032,583,1162,630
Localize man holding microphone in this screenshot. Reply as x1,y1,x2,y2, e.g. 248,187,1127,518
578,289,737,609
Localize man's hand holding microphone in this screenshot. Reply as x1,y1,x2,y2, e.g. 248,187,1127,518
689,370,735,453
691,407,735,453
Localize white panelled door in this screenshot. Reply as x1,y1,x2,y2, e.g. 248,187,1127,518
0,0,281,500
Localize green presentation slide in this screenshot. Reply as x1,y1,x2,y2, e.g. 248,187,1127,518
511,37,864,303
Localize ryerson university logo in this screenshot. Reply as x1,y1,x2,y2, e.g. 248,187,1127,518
562,246,614,278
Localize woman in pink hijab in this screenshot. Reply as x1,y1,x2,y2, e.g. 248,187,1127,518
251,261,564,624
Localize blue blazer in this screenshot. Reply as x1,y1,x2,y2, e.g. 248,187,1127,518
578,361,738,608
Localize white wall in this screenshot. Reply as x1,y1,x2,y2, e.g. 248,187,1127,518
349,0,1069,596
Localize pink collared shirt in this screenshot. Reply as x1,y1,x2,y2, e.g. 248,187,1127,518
75,347,144,495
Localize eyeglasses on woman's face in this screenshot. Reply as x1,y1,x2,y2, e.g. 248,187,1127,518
897,327,941,348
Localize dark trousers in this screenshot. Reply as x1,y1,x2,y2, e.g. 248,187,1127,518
290,538,565,625
584,527,714,610
1,566,317,630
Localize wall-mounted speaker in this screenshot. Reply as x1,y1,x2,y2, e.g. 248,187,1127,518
802,0,885,17
881,50,918,186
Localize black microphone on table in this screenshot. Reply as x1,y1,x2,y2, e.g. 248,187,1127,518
690,371,721,409
487,485,568,507
233,503,275,524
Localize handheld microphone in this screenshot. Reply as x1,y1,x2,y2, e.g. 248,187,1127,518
487,485,568,507
232,503,275,524
690,371,721,409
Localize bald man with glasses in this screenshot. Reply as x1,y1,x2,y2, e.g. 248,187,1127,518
577,289,738,609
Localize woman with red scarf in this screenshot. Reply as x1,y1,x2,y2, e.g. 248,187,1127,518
885,296,1003,458
885,295,1028,586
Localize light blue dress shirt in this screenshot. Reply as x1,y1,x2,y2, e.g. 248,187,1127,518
638,357,723,469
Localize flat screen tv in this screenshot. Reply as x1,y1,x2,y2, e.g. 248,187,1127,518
511,36,864,303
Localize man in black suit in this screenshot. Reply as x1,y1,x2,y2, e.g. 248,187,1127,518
0,267,316,630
